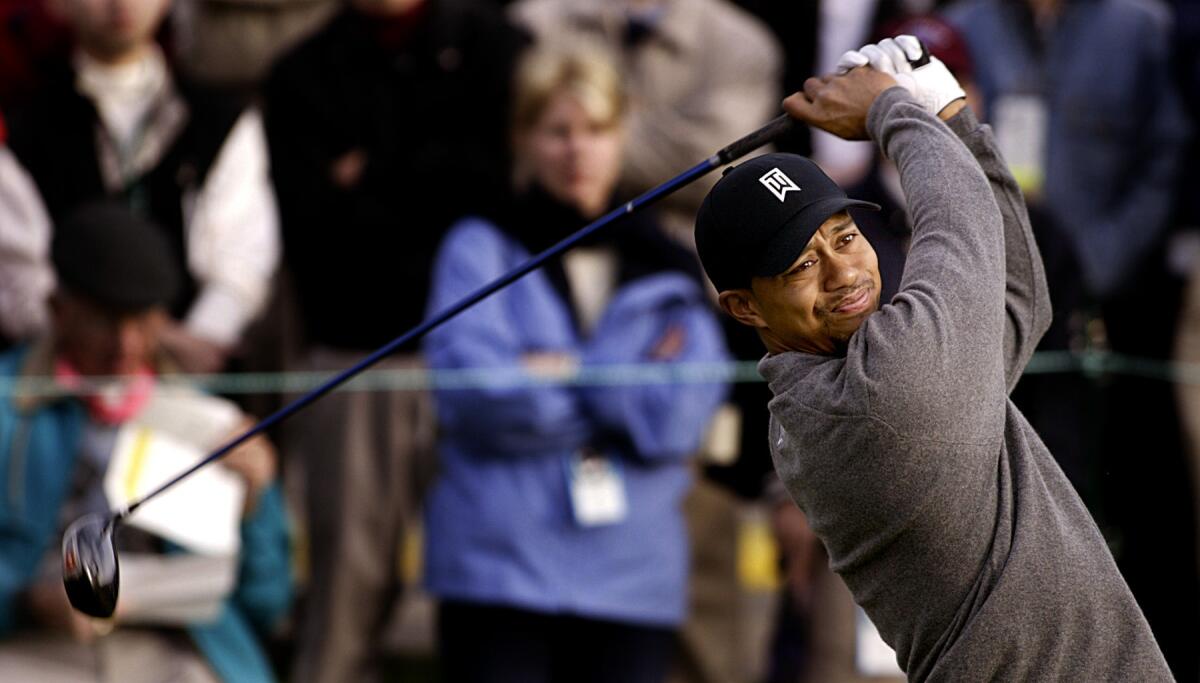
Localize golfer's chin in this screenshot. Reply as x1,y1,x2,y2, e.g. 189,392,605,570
822,302,878,349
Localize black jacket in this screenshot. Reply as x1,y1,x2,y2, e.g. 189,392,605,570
265,0,528,350
8,64,247,318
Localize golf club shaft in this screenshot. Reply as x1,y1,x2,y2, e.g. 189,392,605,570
115,113,795,522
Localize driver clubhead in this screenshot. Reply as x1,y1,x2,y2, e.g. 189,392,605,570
62,513,119,619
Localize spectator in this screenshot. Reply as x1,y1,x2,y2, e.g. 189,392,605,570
944,0,1187,304
508,5,778,680
263,1,526,680
945,0,1198,677
510,0,782,245
0,202,291,683
1,0,281,374
170,0,337,88
423,48,729,683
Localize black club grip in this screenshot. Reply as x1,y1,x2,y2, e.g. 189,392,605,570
714,114,793,165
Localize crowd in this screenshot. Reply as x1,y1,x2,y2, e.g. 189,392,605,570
0,0,1197,682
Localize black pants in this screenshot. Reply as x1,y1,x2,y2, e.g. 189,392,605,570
437,600,677,683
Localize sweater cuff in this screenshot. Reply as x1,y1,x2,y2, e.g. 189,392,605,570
944,104,983,140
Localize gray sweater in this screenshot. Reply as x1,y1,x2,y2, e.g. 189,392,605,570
760,88,1172,681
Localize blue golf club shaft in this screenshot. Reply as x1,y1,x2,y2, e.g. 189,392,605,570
115,113,794,521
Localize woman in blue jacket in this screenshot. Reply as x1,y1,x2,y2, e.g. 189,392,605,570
423,49,730,683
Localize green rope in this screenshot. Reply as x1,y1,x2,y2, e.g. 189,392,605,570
0,351,1194,398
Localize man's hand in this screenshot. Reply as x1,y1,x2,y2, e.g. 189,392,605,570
221,417,278,516
837,35,966,119
521,352,579,380
783,67,898,140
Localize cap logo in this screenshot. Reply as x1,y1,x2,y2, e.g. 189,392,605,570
759,168,801,202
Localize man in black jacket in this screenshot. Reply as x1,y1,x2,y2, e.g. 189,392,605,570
264,2,526,680
3,0,280,373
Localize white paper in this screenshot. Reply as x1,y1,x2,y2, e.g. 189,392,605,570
115,552,237,624
104,388,246,556
133,386,244,448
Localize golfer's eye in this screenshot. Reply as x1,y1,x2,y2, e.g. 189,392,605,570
838,233,857,246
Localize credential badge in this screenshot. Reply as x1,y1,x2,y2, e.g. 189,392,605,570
759,167,801,202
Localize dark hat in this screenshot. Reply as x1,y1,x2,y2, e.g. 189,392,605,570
694,153,880,292
52,202,181,312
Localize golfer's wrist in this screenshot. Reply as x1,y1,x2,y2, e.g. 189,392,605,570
938,98,967,122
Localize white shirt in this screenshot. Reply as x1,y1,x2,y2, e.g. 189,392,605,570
0,146,53,339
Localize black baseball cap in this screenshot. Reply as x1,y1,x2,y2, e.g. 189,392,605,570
695,153,880,292
52,201,181,312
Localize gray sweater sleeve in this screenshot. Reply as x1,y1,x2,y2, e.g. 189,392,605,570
853,88,1008,440
944,107,1052,392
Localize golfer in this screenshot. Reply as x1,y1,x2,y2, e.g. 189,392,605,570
695,38,1172,680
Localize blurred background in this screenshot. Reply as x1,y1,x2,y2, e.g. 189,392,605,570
0,0,1198,681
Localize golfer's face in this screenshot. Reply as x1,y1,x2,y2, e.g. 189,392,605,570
751,212,881,354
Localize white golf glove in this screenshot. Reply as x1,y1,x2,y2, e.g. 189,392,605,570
836,35,966,116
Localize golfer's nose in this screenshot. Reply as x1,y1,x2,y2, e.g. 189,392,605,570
822,251,859,291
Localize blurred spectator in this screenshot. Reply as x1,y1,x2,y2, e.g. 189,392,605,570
945,0,1198,678
0,110,54,344
0,202,291,683
945,0,1187,304
1,0,281,374
510,0,782,245
170,0,337,88
263,1,526,680
423,48,729,683
508,5,777,680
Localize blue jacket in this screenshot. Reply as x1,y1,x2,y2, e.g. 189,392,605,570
0,343,292,683
945,0,1190,299
422,215,730,626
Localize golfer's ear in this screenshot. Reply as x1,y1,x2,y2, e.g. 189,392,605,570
718,289,767,329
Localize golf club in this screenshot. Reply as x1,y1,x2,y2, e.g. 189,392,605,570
62,112,795,619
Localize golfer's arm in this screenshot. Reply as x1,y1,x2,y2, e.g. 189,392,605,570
945,107,1051,392
865,89,1006,372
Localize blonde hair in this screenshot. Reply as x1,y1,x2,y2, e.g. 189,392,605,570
512,47,626,133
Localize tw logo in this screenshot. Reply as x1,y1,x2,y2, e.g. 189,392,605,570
759,167,801,202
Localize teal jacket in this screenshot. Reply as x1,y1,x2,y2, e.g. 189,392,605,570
0,343,292,682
